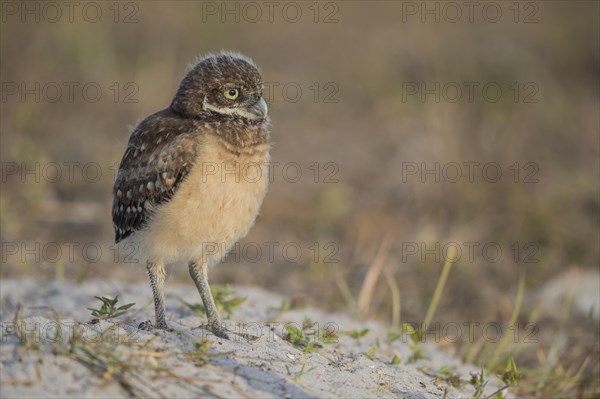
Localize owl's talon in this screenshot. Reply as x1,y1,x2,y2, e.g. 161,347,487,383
234,331,260,342
201,321,230,339
138,320,153,330
138,320,172,331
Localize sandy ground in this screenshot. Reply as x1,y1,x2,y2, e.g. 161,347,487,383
0,278,504,398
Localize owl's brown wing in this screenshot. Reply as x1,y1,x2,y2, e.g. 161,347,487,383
112,108,199,243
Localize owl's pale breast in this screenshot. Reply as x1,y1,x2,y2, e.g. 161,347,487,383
138,133,270,265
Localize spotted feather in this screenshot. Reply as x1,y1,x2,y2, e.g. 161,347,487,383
112,107,199,243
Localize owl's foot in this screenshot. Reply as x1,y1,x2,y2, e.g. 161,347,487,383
233,331,260,342
138,320,153,330
202,319,230,339
138,319,172,331
189,262,231,339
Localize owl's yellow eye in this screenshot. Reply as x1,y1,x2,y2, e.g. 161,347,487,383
224,88,239,100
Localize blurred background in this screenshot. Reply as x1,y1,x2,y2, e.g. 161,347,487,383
1,1,598,396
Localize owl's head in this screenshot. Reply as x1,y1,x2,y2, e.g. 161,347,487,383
171,51,268,121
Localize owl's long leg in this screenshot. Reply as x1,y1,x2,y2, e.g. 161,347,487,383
146,261,169,330
188,261,230,339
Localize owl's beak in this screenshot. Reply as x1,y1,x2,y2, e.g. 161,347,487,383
248,96,268,118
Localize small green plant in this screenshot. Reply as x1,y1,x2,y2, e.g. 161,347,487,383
311,320,339,345
88,295,135,321
401,322,422,342
301,316,315,331
501,357,522,386
484,357,523,399
179,284,246,318
407,343,426,363
487,273,525,371
401,323,428,363
386,329,402,343
284,324,318,352
437,365,464,389
386,248,456,364
422,245,457,332
467,360,521,399
13,304,40,352
364,346,378,359
185,338,213,367
283,319,338,352
342,328,369,339
67,323,153,397
11,302,229,397
469,368,488,398
285,349,316,383
284,320,326,381
315,328,339,345
419,365,465,391
285,324,305,344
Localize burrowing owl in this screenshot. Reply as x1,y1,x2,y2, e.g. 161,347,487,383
112,52,270,338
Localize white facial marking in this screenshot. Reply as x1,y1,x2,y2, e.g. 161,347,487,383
203,97,262,120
